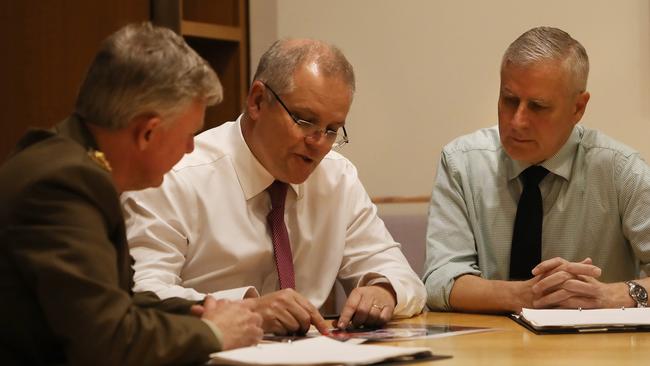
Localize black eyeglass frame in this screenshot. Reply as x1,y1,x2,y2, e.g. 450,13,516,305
261,82,349,149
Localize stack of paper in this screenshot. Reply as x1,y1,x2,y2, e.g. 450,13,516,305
209,336,434,365
513,307,650,333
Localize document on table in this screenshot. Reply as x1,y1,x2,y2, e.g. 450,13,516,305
208,336,444,365
511,307,650,334
318,323,491,342
264,322,491,343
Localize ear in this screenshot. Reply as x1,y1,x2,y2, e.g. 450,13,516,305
133,115,162,151
572,91,590,125
246,80,267,121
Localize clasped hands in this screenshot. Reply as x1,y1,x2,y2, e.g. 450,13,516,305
242,284,397,335
526,257,616,309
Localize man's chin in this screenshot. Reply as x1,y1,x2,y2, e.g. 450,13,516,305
503,144,536,163
143,176,165,190
282,169,315,185
122,178,163,193
284,175,309,185
507,152,544,165
282,160,321,184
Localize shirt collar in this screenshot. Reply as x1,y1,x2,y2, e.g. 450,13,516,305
506,125,582,182
231,115,302,200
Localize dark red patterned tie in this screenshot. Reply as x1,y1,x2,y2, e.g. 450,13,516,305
266,180,295,289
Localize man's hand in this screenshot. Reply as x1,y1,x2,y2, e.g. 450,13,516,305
530,257,615,309
190,303,205,317
532,257,601,280
242,289,329,335
201,296,264,350
336,284,396,329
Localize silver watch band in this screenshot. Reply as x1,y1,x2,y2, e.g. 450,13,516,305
625,281,648,308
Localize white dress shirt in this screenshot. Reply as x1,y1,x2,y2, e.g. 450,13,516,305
122,116,425,317
424,125,650,310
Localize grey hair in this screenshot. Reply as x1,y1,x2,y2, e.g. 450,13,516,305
75,22,222,129
502,26,589,92
252,38,355,98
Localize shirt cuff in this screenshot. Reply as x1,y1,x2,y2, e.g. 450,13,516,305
354,271,425,318
424,262,481,311
356,272,388,287
366,277,391,286
210,286,260,300
201,318,224,351
356,272,400,311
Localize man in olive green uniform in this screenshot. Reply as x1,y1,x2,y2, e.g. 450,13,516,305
0,23,262,365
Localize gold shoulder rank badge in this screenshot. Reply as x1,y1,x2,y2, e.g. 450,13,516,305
88,149,112,172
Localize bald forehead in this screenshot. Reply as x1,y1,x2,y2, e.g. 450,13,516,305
279,38,321,49
254,38,355,96
279,40,341,70
291,62,353,93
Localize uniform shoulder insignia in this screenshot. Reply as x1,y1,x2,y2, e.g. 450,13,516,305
87,149,112,172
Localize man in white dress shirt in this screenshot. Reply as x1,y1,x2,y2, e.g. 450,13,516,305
122,39,426,335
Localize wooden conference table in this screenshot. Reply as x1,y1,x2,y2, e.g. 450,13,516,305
382,311,650,365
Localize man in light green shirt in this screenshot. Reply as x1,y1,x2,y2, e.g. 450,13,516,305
424,26,650,313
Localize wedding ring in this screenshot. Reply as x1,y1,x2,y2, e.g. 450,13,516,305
371,304,385,311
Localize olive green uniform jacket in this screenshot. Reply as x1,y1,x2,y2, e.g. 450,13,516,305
0,116,220,365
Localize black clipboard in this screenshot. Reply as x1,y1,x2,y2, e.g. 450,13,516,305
509,313,650,335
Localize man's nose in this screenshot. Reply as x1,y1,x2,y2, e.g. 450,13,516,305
304,132,332,152
512,104,529,128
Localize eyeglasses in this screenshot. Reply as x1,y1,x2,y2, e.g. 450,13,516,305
262,82,349,149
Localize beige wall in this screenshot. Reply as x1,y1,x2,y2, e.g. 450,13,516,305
250,0,650,215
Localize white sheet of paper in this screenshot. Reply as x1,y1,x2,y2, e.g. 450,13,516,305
521,307,650,327
209,336,432,365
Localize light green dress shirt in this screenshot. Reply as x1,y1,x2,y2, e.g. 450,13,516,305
423,125,650,311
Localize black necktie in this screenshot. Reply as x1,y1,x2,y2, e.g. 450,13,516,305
509,165,549,280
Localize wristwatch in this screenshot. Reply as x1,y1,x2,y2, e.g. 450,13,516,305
625,281,648,308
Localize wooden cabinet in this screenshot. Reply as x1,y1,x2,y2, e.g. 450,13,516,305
0,0,150,161
152,0,249,130
0,0,248,160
